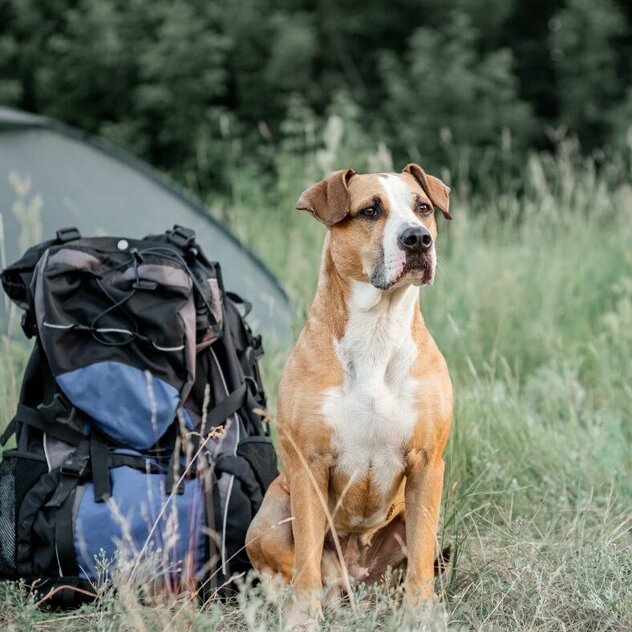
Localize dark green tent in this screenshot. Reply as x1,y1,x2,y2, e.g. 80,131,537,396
0,107,290,343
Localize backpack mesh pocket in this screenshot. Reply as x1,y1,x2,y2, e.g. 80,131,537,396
0,453,49,578
0,457,17,576
236,437,279,492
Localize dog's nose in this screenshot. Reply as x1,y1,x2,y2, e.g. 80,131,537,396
398,226,433,253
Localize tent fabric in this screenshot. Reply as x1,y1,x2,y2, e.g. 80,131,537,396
0,107,291,343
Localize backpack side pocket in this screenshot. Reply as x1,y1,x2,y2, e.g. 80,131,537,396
0,451,50,578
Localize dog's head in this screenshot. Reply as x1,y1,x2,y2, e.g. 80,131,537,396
296,164,451,290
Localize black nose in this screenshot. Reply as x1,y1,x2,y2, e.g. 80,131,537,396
398,225,433,253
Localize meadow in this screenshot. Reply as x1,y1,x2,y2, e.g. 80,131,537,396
1,137,631,630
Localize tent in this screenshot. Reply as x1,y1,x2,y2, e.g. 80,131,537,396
0,107,291,343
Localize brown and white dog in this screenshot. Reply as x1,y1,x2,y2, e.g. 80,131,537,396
246,163,453,617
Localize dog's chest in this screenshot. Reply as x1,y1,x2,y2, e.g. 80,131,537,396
321,286,419,500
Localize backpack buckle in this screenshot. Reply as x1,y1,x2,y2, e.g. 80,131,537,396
167,225,196,250
55,227,81,243
38,393,72,419
20,311,37,339
244,336,264,365
60,450,89,477
252,334,264,358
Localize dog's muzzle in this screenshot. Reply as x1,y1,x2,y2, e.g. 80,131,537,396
370,225,435,289
397,225,434,284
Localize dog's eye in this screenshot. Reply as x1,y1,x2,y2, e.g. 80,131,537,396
358,206,380,219
417,203,432,216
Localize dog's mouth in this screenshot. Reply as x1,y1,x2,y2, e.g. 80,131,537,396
370,253,434,289
401,255,434,285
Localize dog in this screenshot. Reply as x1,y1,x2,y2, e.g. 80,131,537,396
246,163,453,618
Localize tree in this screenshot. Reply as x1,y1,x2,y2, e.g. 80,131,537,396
378,11,535,178
550,0,628,148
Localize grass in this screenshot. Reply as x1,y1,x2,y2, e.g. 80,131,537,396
1,140,631,630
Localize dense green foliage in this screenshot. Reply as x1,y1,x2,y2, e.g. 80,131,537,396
1,0,632,195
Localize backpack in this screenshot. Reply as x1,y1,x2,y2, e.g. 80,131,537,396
0,225,279,605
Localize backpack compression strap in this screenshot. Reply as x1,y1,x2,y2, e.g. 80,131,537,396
166,382,248,494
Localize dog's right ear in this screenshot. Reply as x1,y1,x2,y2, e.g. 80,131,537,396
296,169,357,226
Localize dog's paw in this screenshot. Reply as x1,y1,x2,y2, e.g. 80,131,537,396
284,593,323,631
285,608,322,631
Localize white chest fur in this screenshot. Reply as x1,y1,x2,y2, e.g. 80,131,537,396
321,282,420,498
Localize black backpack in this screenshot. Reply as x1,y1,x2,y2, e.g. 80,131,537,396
0,225,278,605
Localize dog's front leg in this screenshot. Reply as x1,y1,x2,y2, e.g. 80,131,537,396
404,449,445,605
286,448,330,618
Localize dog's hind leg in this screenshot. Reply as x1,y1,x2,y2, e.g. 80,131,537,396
245,474,294,580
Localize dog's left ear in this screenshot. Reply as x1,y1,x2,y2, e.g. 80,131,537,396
403,163,452,220
296,168,357,226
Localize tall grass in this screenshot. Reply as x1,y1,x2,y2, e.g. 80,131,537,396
1,133,631,630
